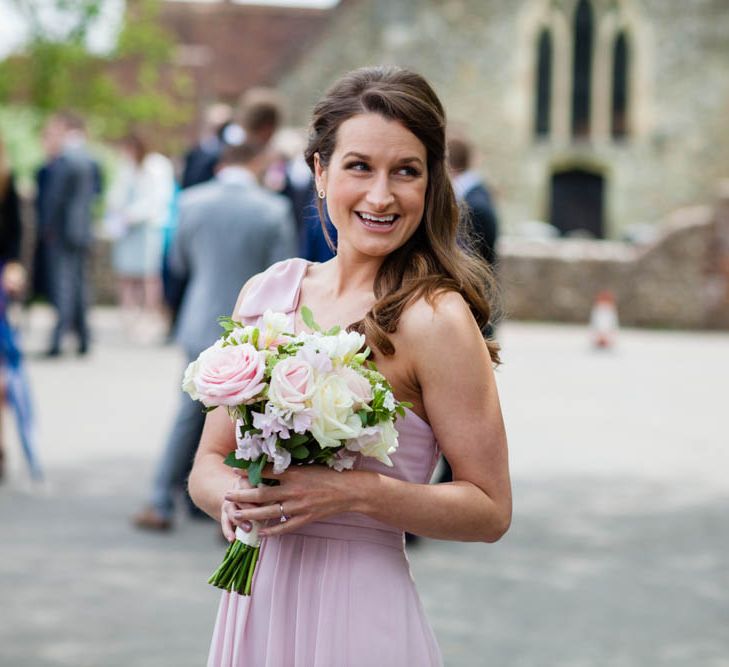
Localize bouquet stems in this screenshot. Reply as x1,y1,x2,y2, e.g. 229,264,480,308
208,540,260,596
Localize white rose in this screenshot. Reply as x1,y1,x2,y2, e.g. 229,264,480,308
309,374,363,449
181,358,201,400
302,330,365,366
261,309,291,349
345,420,399,467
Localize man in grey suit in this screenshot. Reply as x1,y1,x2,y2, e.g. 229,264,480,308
133,142,296,530
44,113,101,356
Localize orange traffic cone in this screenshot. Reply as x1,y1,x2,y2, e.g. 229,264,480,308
590,290,619,349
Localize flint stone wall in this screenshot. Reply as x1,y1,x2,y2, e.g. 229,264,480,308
499,191,729,328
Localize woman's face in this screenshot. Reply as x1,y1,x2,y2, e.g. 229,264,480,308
315,113,428,261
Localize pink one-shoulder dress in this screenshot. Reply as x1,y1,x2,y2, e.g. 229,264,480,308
207,258,443,667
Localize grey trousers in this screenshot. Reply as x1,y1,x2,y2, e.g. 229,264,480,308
150,361,206,518
49,247,90,352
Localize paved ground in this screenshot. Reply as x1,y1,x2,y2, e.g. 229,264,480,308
1,306,728,667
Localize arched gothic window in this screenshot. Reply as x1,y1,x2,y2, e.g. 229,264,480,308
534,28,553,138
571,0,594,138
611,30,630,138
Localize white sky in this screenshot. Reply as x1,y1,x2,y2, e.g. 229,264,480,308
0,0,339,57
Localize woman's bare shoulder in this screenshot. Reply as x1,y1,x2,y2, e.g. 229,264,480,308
398,290,477,341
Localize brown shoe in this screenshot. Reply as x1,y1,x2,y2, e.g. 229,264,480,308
132,507,173,532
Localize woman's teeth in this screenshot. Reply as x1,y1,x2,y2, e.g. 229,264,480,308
357,212,397,228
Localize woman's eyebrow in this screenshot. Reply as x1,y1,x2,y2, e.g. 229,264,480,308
341,151,424,167
342,151,370,161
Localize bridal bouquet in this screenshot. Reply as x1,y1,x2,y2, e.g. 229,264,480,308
182,307,408,595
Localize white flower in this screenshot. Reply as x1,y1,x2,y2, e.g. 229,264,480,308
383,391,396,412
261,310,291,349
309,374,363,449
327,449,358,472
298,330,365,366
181,358,201,400
260,435,292,474
226,325,257,346
345,420,398,467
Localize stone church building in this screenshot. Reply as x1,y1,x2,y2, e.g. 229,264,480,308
273,0,729,240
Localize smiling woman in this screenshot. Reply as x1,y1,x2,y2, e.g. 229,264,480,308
313,113,428,258
189,66,511,667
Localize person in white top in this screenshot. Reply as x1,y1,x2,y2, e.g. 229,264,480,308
105,134,174,339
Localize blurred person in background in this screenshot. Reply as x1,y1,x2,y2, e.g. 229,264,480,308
181,102,238,190
43,112,100,358
238,87,281,151
133,142,296,531
0,135,38,480
447,134,499,268
31,119,65,304
274,129,337,263
241,89,337,262
104,133,175,342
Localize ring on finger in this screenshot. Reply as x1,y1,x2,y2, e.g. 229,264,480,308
279,502,290,523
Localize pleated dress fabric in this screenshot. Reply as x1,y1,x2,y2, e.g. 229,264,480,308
207,258,443,667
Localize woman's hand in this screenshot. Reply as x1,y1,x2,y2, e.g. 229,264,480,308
223,464,368,538
221,470,260,542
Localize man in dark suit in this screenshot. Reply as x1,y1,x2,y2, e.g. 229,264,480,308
133,142,296,531
447,135,499,267
180,103,239,190
43,112,100,357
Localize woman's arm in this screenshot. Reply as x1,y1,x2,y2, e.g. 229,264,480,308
365,291,512,542
226,292,511,543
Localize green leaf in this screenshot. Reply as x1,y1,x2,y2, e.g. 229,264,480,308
300,305,321,332
292,445,310,460
396,405,406,417
357,409,369,427
399,401,414,409
285,433,309,447
247,455,267,487
224,452,251,469
325,325,341,335
251,328,260,348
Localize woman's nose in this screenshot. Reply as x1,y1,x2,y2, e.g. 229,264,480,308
365,174,395,210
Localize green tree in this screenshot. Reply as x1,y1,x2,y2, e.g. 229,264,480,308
0,0,192,141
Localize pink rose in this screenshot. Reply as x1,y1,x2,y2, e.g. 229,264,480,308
336,366,373,408
194,343,266,407
268,358,315,412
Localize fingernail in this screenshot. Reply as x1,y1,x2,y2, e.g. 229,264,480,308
242,521,252,532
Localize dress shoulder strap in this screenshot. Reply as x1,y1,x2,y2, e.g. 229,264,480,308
236,258,310,322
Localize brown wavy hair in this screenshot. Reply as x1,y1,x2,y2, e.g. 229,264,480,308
304,66,500,364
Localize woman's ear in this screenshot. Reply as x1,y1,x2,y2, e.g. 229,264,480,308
313,152,327,192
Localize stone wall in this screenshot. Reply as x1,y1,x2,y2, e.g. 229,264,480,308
499,188,729,328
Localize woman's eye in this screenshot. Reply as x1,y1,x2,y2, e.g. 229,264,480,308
397,166,420,177
345,161,369,172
